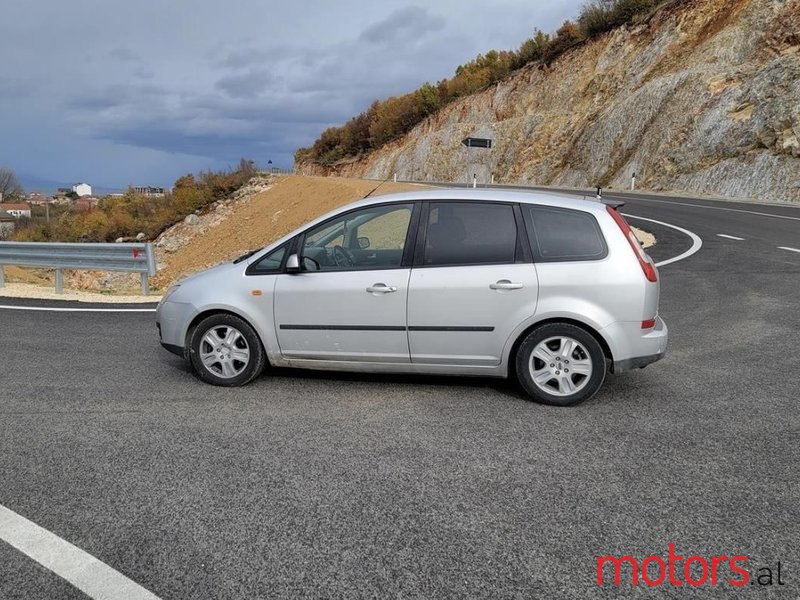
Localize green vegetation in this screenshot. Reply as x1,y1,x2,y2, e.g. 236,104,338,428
297,0,674,167
12,160,256,243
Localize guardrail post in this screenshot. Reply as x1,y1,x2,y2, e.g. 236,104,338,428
54,269,63,294
0,265,4,288
140,273,149,296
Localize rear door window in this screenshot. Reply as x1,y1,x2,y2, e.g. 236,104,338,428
423,202,517,266
524,206,607,262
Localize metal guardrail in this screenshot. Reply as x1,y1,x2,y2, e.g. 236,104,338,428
0,241,157,295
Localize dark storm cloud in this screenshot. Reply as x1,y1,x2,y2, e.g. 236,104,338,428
216,68,277,99
359,6,445,44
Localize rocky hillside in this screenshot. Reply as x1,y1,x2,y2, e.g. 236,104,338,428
298,0,800,201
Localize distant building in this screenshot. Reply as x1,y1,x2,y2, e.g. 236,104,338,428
132,186,166,198
0,203,32,218
72,182,92,197
27,192,49,205
0,210,15,238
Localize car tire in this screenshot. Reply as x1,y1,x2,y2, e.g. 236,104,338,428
515,323,606,406
188,313,266,387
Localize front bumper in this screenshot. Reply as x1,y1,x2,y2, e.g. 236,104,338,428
155,299,195,356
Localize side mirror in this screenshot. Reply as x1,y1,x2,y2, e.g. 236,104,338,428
286,253,300,272
357,236,370,249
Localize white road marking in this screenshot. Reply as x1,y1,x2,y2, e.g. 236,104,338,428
622,214,703,267
0,305,156,313
0,504,161,599
624,197,800,221
778,246,800,253
716,234,745,241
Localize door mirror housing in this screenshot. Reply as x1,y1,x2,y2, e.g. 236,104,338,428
286,253,300,272
357,236,370,249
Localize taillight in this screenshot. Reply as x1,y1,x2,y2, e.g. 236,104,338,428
606,206,657,282
641,318,656,330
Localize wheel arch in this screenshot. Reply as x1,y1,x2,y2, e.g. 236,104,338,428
185,308,270,363
506,317,614,379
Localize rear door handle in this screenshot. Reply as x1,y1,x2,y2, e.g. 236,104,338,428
366,283,397,294
490,280,523,290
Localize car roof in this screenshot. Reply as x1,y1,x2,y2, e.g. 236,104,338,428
339,186,609,214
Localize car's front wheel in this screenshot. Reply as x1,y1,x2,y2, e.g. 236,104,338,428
188,313,266,386
515,323,606,406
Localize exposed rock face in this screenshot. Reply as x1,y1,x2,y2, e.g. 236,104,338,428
300,0,800,201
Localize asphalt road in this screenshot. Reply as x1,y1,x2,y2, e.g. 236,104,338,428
1,192,798,599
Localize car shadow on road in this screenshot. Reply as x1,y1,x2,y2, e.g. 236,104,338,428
158,346,654,407
263,365,531,401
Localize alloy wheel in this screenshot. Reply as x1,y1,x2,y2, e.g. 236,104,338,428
528,336,593,397
199,325,251,379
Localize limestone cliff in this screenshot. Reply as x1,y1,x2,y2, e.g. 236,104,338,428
299,0,800,201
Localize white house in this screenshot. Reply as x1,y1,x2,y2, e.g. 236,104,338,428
0,203,32,218
73,182,92,197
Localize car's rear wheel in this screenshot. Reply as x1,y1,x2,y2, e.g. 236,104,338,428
188,313,266,386
515,323,606,406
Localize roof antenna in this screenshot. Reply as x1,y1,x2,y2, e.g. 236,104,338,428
596,186,602,199
363,173,394,199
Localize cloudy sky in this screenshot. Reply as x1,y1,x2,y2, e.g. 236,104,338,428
0,0,583,191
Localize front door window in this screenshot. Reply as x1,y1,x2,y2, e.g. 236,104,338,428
302,204,413,271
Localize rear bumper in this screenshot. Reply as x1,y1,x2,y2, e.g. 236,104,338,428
614,351,664,371
607,316,668,373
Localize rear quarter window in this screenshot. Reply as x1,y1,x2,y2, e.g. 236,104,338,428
524,205,607,262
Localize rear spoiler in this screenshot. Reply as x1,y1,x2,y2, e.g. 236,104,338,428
602,198,626,209
593,187,625,209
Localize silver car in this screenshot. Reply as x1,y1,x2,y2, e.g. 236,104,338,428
156,189,667,406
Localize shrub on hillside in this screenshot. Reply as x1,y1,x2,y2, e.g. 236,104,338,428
543,20,585,62
579,0,660,38
512,30,551,69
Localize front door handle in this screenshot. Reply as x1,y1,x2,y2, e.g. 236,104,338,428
490,280,524,290
366,283,398,294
